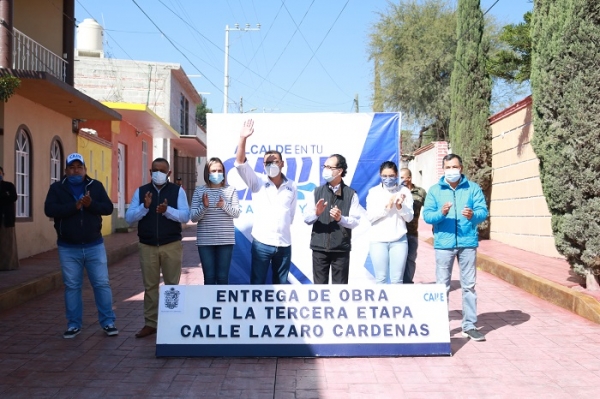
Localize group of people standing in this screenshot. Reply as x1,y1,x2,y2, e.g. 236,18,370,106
41,117,488,342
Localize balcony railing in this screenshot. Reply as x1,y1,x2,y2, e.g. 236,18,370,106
12,28,67,82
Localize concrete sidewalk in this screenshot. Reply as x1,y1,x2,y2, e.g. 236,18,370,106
2,222,599,325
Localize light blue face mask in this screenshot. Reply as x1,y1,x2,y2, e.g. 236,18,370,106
381,177,398,188
67,175,84,184
209,172,224,184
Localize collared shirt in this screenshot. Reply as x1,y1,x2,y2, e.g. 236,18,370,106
125,184,190,225
303,183,361,229
235,160,297,247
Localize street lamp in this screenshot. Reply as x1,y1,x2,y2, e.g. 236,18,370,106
223,23,260,114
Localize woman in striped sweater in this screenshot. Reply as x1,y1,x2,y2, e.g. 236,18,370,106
191,157,241,284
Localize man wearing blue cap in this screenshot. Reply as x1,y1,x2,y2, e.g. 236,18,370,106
44,153,118,338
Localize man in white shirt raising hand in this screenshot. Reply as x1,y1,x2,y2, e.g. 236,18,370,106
235,119,298,284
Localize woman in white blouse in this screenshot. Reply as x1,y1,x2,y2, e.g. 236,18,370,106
190,158,240,284
366,161,414,284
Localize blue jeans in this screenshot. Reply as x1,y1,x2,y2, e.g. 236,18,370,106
198,245,234,285
250,240,291,284
435,248,478,331
369,235,408,284
403,234,419,283
58,243,116,329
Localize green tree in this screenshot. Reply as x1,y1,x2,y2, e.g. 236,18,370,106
449,0,492,238
195,95,212,129
488,12,532,83
369,0,456,146
531,0,600,286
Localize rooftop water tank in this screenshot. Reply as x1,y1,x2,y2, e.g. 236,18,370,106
76,18,104,58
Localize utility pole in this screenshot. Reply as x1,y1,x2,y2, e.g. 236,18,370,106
354,94,359,113
223,23,260,114
239,96,243,113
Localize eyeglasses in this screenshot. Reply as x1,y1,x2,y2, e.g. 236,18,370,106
322,165,340,170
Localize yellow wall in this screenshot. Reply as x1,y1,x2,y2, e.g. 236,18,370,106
3,95,77,259
14,0,64,57
490,102,562,258
77,137,113,236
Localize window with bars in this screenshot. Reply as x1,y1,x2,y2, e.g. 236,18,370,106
50,139,63,184
15,129,31,218
180,93,189,135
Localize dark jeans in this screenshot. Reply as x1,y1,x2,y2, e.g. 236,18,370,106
403,234,419,284
312,250,350,284
250,240,291,284
198,245,234,285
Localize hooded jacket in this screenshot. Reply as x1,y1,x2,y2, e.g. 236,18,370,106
44,176,113,245
423,174,487,249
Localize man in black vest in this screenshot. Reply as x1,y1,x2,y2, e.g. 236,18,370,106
125,158,190,338
304,154,361,284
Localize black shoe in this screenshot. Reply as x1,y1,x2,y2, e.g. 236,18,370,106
462,329,486,341
103,324,119,336
63,327,81,339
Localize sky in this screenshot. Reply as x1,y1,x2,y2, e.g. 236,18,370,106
74,0,533,115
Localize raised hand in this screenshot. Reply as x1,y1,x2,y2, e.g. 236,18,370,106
156,198,168,214
202,192,209,207
315,198,328,216
240,119,254,138
144,191,152,209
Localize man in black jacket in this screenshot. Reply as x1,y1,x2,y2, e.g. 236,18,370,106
44,153,118,339
303,154,361,284
0,166,19,270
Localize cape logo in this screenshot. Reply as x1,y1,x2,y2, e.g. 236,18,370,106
164,287,180,310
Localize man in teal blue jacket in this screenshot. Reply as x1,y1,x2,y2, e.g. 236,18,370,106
423,154,488,342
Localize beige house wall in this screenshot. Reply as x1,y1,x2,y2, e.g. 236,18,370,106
3,95,77,259
490,97,561,258
14,0,64,56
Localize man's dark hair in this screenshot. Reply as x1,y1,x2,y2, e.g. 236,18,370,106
379,161,398,175
0,166,3,173
442,154,463,167
330,154,348,177
152,157,170,168
400,167,412,177
264,150,283,161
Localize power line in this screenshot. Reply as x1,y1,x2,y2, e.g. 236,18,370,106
281,1,350,98
156,0,343,107
275,0,351,107
130,0,224,97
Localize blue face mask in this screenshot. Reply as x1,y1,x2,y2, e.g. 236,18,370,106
209,172,224,184
67,175,84,185
381,177,398,188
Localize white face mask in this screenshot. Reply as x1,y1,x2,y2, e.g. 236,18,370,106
322,169,336,183
265,164,280,178
444,169,461,183
152,171,168,185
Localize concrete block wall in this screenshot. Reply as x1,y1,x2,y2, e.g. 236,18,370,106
489,96,561,258
74,57,173,121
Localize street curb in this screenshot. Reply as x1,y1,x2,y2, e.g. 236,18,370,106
423,237,600,325
0,241,139,313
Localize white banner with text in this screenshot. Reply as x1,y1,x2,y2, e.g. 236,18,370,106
156,284,451,357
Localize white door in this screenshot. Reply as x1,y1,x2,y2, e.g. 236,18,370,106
117,143,126,217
